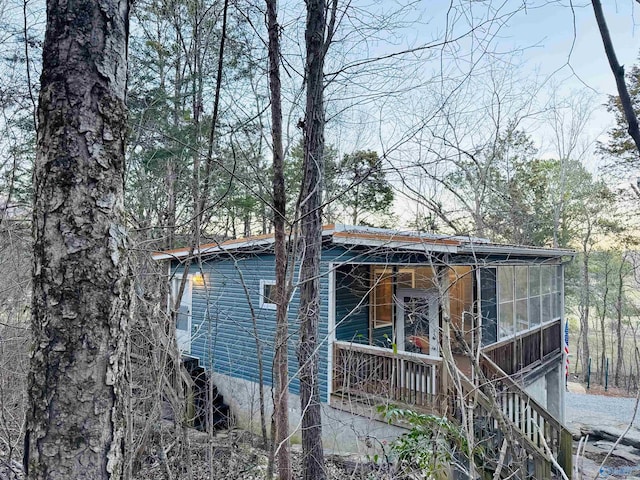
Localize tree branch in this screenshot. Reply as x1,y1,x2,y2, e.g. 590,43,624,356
591,0,640,157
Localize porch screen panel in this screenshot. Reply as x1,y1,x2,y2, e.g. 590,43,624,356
480,268,498,345
498,266,514,339
541,265,554,323
529,266,541,327
515,266,529,332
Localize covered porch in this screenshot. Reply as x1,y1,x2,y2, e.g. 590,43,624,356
329,262,475,415
328,261,565,415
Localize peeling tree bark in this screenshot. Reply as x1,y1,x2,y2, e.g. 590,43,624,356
25,0,130,478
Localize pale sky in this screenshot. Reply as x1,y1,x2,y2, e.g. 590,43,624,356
504,1,640,158
322,1,640,169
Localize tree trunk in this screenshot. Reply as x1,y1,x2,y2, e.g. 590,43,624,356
25,0,130,477
266,0,291,477
615,252,625,386
298,0,327,478
599,261,609,383
580,242,591,382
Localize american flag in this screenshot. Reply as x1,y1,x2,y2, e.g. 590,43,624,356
564,321,570,377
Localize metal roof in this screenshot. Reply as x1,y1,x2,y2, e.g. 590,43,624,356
151,223,575,261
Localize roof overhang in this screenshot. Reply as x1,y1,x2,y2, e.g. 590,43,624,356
152,236,275,260
330,235,457,253
458,243,575,258
151,223,575,261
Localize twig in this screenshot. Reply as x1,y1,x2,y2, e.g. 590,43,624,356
538,429,570,480
492,439,508,480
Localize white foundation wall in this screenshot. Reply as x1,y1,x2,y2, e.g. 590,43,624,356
211,372,406,454
524,374,548,409
523,359,565,424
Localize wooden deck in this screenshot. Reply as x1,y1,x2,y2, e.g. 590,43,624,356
330,318,572,478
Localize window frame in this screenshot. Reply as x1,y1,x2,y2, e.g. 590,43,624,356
370,267,394,329
495,263,563,340
259,279,277,310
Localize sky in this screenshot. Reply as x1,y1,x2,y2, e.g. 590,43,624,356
505,1,640,151
330,1,640,168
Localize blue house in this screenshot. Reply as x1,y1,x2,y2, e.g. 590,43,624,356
153,224,574,477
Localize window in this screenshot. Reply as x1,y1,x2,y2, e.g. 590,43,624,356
495,264,563,340
413,266,437,289
260,280,277,310
371,267,393,328
369,265,436,330
449,266,474,337
498,266,514,339
397,269,415,289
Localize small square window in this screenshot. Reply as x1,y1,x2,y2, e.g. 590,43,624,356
260,280,277,310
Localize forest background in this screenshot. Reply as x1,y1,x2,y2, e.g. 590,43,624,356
3,0,640,478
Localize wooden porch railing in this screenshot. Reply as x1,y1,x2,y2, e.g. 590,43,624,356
476,353,573,477
332,341,443,412
483,319,562,376
331,339,571,478
454,372,554,478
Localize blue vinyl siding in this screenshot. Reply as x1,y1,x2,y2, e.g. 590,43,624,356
181,247,360,402
335,264,369,344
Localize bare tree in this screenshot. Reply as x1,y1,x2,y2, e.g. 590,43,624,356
296,0,336,477
24,0,130,477
266,0,292,477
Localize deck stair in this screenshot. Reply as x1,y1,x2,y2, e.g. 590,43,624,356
332,341,572,478
182,357,231,431
452,353,573,479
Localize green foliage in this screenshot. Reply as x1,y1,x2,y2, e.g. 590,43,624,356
446,124,619,248
378,405,469,479
333,150,394,226
599,61,640,174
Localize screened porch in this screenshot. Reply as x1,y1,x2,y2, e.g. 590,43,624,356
330,261,564,412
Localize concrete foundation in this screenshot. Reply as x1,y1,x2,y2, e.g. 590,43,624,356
523,357,566,424
210,372,406,454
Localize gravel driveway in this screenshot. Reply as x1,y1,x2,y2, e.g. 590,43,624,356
566,391,640,430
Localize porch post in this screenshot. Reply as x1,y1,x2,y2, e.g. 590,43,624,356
327,263,336,404
438,265,451,414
